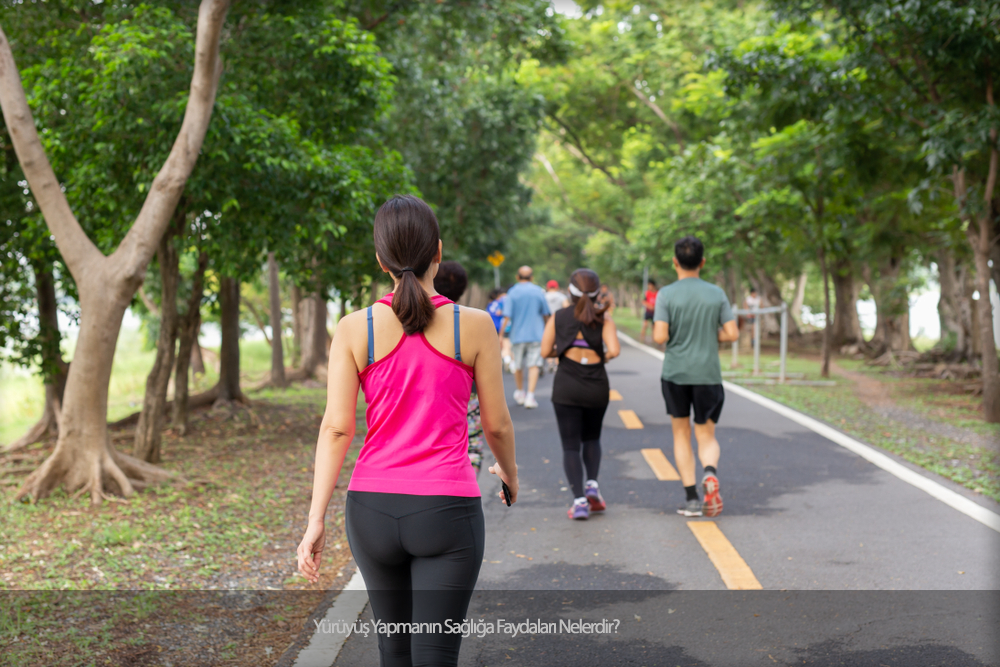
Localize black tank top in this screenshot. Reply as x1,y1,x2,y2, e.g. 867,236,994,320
553,308,605,362
551,308,609,408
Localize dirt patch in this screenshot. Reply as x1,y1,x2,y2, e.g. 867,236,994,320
0,386,360,666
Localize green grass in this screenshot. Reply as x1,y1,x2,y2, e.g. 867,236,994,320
739,352,1000,502
0,333,276,445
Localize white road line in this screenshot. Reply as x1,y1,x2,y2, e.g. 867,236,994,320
617,331,1000,535
293,569,369,667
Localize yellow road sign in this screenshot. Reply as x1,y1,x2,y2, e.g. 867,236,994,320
487,251,505,267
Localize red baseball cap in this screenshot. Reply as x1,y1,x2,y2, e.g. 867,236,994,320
546,280,559,289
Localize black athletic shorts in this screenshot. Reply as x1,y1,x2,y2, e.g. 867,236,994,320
644,309,655,321
661,380,724,424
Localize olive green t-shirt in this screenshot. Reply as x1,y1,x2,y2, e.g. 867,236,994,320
653,278,734,385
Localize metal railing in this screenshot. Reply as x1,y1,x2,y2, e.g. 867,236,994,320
730,302,788,383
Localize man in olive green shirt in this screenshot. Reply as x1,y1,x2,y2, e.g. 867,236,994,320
653,236,739,517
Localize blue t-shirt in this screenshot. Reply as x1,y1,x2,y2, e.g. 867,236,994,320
486,299,504,333
503,282,551,344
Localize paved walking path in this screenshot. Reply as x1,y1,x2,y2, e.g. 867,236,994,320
306,340,999,666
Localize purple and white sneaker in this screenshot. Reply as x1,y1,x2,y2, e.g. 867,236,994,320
584,480,606,512
568,497,589,520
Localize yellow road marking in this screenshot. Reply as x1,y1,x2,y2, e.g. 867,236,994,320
687,522,762,590
609,389,623,401
618,409,643,429
640,448,680,481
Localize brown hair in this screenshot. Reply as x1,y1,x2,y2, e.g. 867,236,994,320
373,195,440,335
569,268,607,328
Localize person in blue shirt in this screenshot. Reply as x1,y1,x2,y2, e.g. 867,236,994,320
486,288,505,334
502,266,551,409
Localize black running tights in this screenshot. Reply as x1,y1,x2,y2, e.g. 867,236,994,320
553,402,608,498
345,491,485,667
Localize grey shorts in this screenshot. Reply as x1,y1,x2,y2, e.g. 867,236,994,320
511,341,543,369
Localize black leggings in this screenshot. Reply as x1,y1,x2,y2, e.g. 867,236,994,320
345,491,485,667
553,402,608,498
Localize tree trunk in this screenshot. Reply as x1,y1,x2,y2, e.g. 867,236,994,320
191,334,206,375
133,221,181,463
4,262,68,452
299,290,328,375
865,256,911,355
790,271,807,327
267,252,286,387
936,250,974,359
291,283,302,367
818,245,831,378
173,252,207,435
2,0,230,503
830,259,862,347
217,276,244,403
339,294,348,324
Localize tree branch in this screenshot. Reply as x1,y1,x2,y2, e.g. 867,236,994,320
0,26,102,277
243,298,272,346
547,114,626,188
110,0,231,285
627,84,685,151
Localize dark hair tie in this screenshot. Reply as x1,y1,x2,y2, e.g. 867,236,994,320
398,267,414,274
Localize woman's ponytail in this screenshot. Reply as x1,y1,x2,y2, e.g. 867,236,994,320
392,269,435,335
373,195,440,335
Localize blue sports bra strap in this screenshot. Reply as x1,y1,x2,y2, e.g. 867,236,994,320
453,303,462,361
367,307,374,366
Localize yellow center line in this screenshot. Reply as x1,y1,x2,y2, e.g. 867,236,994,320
618,409,643,429
609,389,623,401
640,448,680,481
687,522,762,590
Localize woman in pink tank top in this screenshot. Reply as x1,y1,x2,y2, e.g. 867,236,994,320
296,195,518,667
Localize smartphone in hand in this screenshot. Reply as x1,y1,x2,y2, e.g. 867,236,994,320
501,481,512,506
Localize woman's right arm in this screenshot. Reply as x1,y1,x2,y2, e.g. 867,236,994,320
603,316,621,360
297,313,362,583
469,311,519,503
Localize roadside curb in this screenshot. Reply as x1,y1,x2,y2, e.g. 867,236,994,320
274,563,368,667
617,331,1000,535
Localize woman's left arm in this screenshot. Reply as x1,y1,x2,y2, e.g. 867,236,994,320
540,315,557,358
603,316,621,360
297,314,362,584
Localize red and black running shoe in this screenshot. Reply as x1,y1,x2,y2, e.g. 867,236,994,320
702,473,723,517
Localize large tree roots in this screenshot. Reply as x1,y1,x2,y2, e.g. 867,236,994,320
14,441,177,506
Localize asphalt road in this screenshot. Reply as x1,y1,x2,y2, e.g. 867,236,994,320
328,340,1000,667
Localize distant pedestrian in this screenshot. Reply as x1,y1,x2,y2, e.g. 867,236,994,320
435,261,485,471
434,260,468,303
544,280,570,373
639,279,657,344
652,236,739,517
545,279,570,314
541,269,620,520
598,283,616,317
486,288,505,335
502,266,551,409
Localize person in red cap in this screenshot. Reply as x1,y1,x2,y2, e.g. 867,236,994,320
544,280,570,373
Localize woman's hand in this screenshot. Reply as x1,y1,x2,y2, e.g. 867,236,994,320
488,461,519,504
297,521,326,584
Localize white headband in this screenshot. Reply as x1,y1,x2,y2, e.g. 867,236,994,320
568,283,599,299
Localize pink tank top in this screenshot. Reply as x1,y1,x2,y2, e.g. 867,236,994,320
348,293,480,497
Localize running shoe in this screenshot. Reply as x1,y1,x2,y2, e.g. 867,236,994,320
676,499,703,517
513,389,525,405
524,394,538,409
702,473,723,517
584,480,606,512
568,498,589,520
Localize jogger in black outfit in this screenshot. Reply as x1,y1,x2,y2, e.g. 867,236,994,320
541,269,621,520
